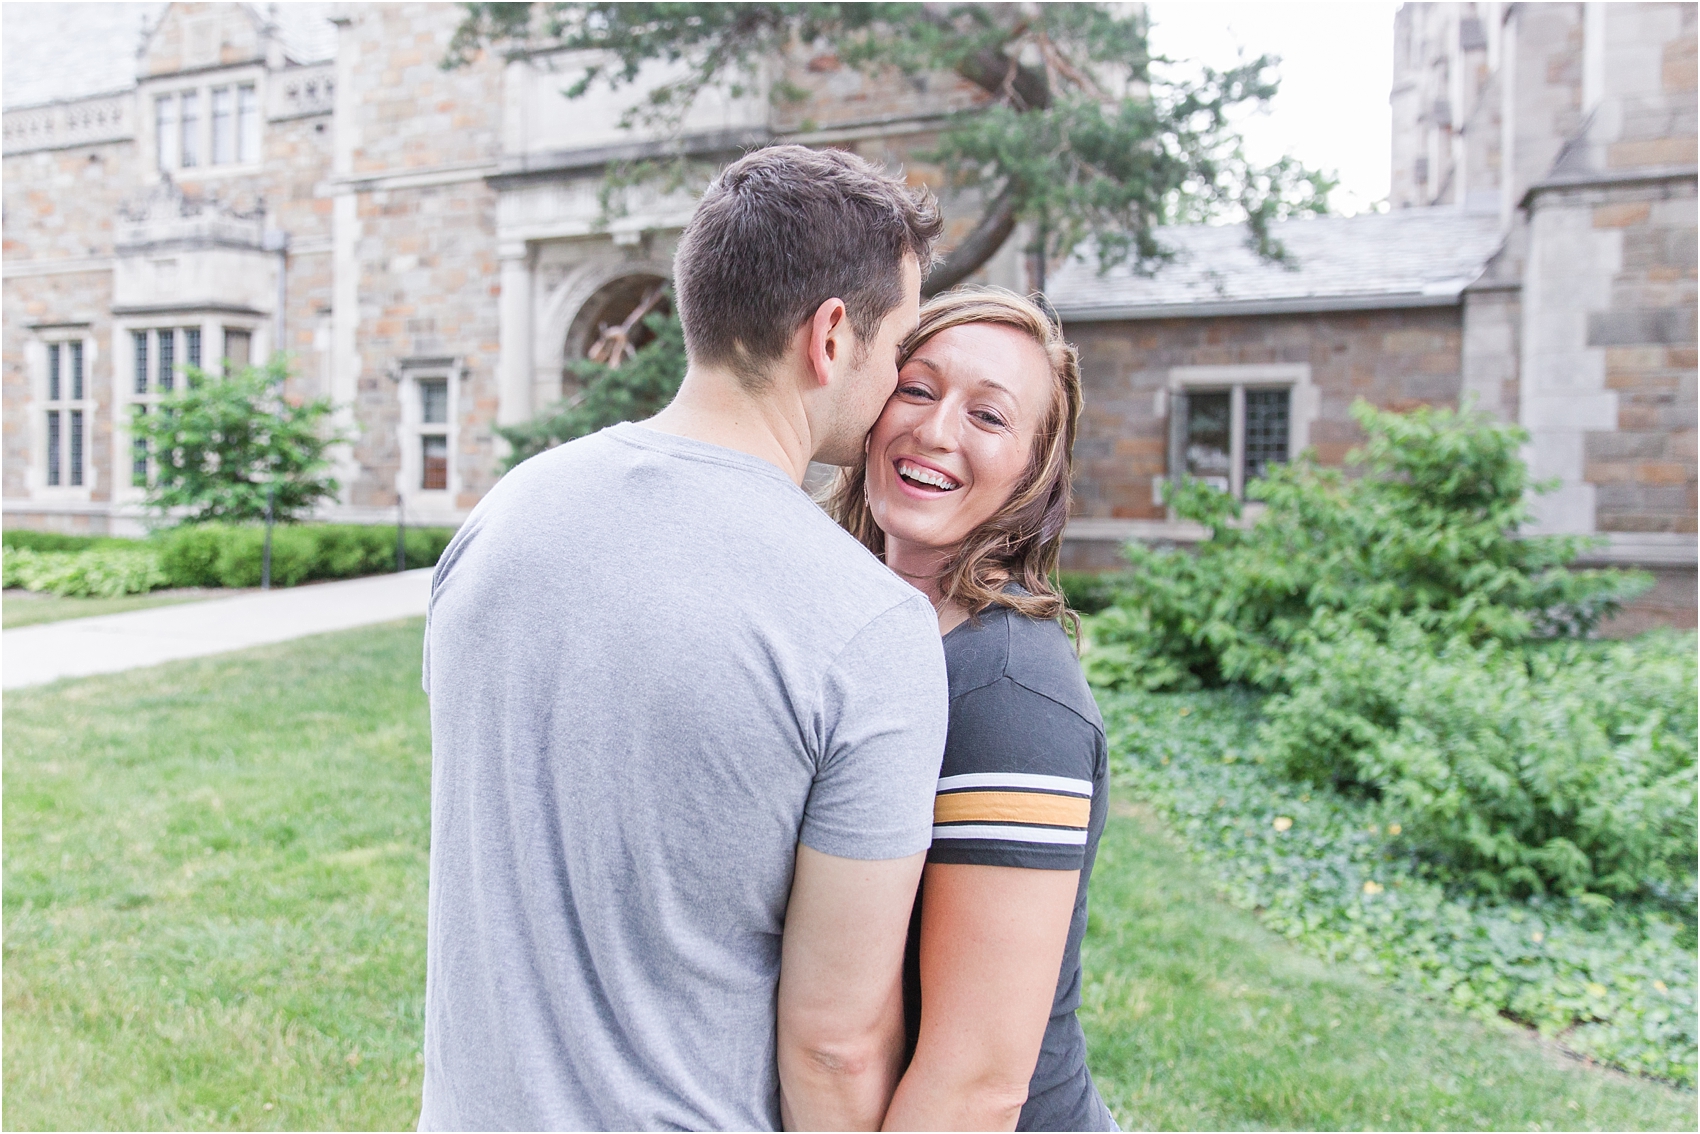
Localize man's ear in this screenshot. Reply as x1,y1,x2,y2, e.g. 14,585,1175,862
806,297,851,389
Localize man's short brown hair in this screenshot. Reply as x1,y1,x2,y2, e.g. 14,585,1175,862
673,144,943,387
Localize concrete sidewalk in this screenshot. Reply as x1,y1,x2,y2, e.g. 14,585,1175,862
2,569,433,690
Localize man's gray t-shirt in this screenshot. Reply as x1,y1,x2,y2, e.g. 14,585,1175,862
418,423,948,1131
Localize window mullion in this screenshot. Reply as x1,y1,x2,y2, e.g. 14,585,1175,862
1229,386,1246,500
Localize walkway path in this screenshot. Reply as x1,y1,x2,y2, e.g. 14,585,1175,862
2,569,433,690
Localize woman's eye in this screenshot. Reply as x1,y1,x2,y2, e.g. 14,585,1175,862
897,384,932,399
973,410,1008,428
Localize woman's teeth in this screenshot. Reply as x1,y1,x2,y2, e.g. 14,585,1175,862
897,462,961,491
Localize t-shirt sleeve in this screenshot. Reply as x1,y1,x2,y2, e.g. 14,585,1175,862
928,678,1100,870
800,595,949,861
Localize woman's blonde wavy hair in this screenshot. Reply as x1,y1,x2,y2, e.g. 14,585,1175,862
827,286,1084,637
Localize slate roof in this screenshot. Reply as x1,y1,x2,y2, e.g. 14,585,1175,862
2,2,337,110
1048,208,1508,322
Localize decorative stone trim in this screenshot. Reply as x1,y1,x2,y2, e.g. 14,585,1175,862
269,64,336,121
2,94,132,155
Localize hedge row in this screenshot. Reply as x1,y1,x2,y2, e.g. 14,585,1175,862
1,524,456,596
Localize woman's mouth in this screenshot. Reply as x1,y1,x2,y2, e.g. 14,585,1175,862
895,460,962,492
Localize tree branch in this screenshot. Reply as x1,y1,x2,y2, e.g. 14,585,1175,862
922,189,1019,296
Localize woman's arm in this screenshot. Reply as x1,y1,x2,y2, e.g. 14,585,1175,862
881,862,1079,1132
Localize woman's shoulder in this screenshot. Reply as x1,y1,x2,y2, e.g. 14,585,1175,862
944,599,1102,734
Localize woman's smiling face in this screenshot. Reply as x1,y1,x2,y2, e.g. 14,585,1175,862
865,321,1054,558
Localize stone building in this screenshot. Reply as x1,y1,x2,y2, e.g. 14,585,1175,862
1049,1,1695,629
4,3,1694,626
1,1,1021,535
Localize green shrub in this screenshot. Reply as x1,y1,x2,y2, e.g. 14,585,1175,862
1,547,169,597
1056,571,1134,616
498,307,685,471
1259,625,1698,901
1089,402,1649,692
151,524,455,589
1103,686,1698,1087
2,531,138,552
132,356,346,525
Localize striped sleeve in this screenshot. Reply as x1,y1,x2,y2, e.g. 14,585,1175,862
926,679,1100,870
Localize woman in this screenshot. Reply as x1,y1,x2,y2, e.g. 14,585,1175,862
828,288,1116,1131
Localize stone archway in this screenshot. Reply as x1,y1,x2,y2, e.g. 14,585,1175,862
563,273,671,380
533,251,676,410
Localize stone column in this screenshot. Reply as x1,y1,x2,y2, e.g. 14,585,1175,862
497,242,534,429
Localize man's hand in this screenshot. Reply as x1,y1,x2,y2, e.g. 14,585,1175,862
777,844,927,1131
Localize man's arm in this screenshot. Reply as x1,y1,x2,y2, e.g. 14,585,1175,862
881,863,1079,1132
777,844,927,1131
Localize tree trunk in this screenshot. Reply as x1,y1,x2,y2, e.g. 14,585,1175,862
922,189,1020,296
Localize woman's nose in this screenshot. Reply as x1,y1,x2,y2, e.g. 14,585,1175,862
912,401,958,451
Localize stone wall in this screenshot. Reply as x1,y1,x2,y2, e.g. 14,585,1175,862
334,3,503,519
1584,181,1698,534
1064,305,1466,526
1,128,136,525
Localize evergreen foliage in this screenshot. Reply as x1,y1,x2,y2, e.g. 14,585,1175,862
1082,401,1691,906
1,525,457,596
445,2,1334,290
1085,401,1649,692
1105,686,1697,1088
497,308,687,470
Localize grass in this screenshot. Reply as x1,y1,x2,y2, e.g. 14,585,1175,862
2,589,235,629
4,621,1694,1130
3,620,431,1130
1080,803,1697,1131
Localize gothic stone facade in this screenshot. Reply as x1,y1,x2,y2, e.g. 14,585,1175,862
1050,1,1695,631
2,1,1022,535
4,3,1694,628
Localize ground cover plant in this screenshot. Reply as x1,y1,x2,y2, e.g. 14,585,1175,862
1080,797,1698,1130
1,524,454,597
1098,685,1698,1089
1079,400,1697,1088
6,623,1695,1130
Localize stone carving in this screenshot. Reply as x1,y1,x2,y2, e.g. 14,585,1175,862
271,66,336,121
116,175,267,252
1,95,132,155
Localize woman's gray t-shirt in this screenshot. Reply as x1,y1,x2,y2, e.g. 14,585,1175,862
903,601,1116,1132
420,424,948,1131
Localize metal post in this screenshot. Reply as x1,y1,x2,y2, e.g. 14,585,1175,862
396,494,407,572
261,481,275,590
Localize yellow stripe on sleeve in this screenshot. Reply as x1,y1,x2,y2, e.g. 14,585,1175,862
933,790,1090,829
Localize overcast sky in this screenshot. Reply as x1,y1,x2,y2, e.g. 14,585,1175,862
1145,2,1399,215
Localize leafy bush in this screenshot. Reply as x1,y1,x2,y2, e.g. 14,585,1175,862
1260,625,1698,901
2,531,139,552
1,547,169,598
498,308,686,471
1056,571,1135,616
132,356,347,524
152,524,454,589
1089,402,1649,691
4,525,456,595
1102,686,1698,1087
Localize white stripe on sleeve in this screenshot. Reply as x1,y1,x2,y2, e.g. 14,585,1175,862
931,824,1090,846
935,772,1093,797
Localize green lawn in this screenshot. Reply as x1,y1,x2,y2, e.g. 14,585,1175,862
4,621,1694,1130
2,588,237,629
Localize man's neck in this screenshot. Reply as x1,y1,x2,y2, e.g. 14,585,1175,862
644,364,815,484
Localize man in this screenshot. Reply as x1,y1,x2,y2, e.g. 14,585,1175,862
419,145,948,1130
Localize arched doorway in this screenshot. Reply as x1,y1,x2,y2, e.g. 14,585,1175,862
563,273,671,389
